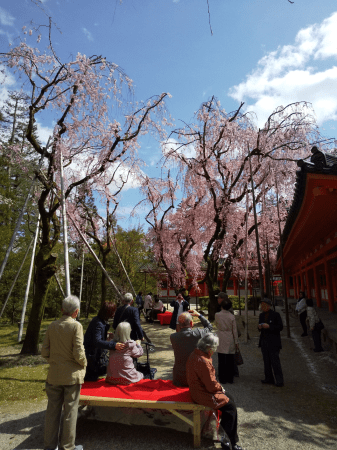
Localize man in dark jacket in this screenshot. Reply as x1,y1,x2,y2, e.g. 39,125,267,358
170,310,213,386
169,293,190,331
84,302,125,381
258,298,284,387
113,293,144,341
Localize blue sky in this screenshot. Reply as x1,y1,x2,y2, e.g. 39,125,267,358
1,0,337,229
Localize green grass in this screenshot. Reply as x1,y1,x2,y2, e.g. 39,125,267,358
0,365,48,404
0,315,98,411
0,317,91,411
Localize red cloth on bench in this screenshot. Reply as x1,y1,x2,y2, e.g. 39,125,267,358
157,311,173,325
81,378,193,403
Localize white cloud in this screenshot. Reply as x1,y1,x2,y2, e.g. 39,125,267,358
82,27,93,42
0,7,15,26
0,28,15,44
0,65,15,106
65,152,143,196
36,121,54,146
162,137,196,159
229,11,337,126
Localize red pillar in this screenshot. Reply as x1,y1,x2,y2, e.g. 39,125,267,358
300,271,305,294
293,274,298,299
286,274,290,298
233,278,238,296
313,265,321,308
324,258,334,312
305,269,311,299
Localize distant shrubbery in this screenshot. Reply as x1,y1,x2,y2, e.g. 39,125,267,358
197,295,261,311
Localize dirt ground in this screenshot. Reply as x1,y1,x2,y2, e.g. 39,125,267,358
0,307,337,450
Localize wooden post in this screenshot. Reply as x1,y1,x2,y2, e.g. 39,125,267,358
244,191,249,344
313,264,321,307
305,269,311,299
78,249,85,319
285,274,290,299
54,274,65,298
300,271,305,294
275,175,290,338
324,258,334,312
18,216,40,342
248,150,264,299
60,150,71,297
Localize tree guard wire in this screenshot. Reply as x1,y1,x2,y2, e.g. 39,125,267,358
111,230,137,298
0,237,34,319
70,217,124,301
0,149,46,285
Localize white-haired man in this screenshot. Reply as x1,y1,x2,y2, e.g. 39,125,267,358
170,310,213,386
113,293,144,341
41,295,86,450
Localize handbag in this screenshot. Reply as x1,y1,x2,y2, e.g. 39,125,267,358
234,349,244,366
315,320,324,332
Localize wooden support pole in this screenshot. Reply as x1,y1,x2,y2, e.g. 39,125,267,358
313,264,321,307
78,249,85,319
60,150,71,297
248,150,264,299
54,274,65,298
244,191,249,343
275,175,290,338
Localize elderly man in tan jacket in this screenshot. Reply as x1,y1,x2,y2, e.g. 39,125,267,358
41,295,87,450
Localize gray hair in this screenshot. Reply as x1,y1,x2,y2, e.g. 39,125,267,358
114,322,131,343
178,312,193,327
62,295,80,315
197,333,219,354
123,293,133,304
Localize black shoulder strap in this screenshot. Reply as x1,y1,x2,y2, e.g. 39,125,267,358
118,304,130,322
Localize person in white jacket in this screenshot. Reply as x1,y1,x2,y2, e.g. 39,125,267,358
295,291,308,336
306,298,324,352
215,299,239,384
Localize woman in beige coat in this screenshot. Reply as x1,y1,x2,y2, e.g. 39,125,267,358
215,299,239,384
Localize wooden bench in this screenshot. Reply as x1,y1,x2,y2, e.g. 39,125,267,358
79,394,212,448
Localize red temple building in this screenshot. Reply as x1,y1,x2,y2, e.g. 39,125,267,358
276,147,337,313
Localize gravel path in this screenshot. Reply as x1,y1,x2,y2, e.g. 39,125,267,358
1,307,337,450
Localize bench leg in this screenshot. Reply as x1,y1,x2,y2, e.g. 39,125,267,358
193,410,201,448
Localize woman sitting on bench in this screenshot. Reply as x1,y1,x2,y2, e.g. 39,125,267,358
149,295,165,323
106,322,144,385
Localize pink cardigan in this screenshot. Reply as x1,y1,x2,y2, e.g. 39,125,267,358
106,340,144,385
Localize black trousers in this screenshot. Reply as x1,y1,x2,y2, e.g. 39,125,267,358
261,342,284,385
312,326,323,351
299,311,308,334
218,353,235,384
218,396,238,446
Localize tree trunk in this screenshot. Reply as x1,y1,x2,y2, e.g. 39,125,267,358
20,245,58,354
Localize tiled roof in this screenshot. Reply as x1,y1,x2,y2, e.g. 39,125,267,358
278,146,337,257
